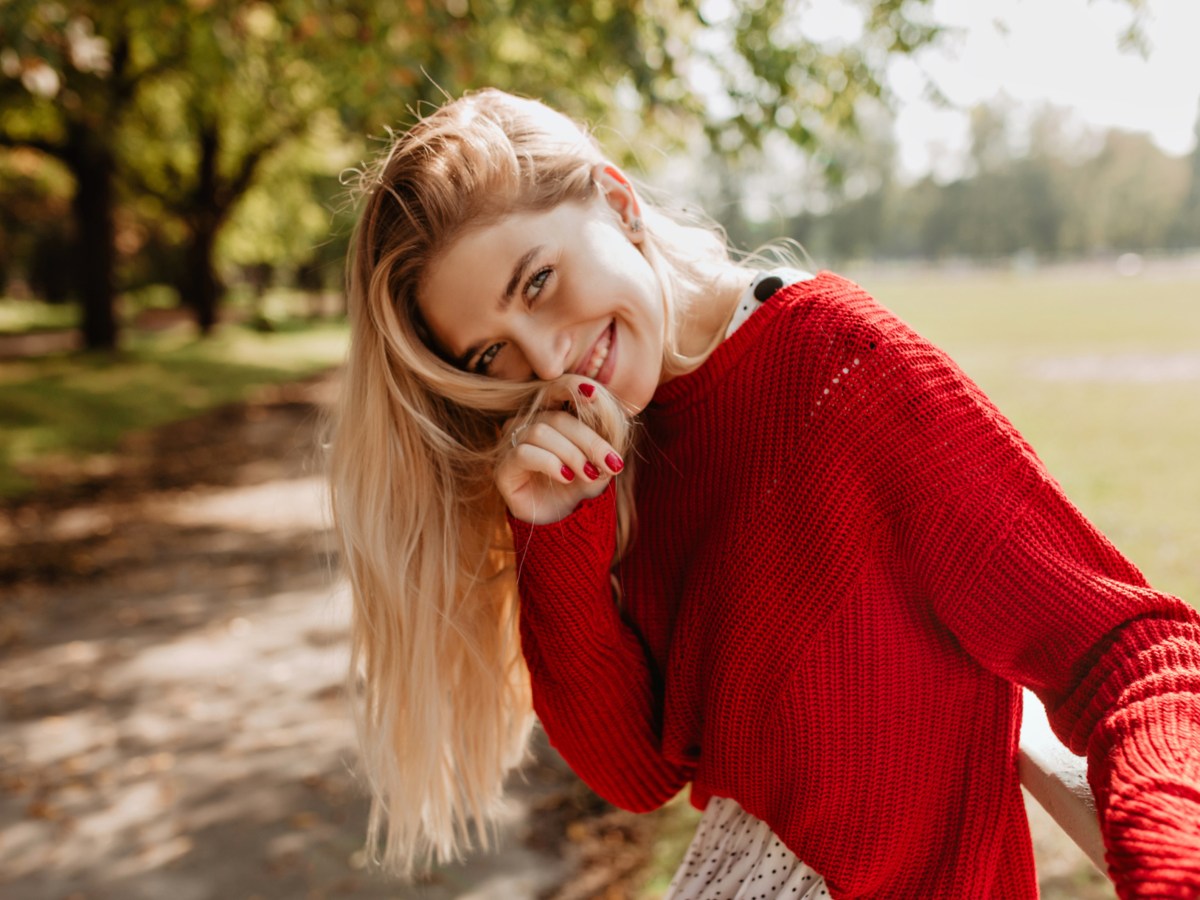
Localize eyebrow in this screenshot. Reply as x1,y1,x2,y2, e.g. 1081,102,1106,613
454,245,543,369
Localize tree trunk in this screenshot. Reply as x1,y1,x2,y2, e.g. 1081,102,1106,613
179,127,224,335
67,126,119,350
182,223,222,334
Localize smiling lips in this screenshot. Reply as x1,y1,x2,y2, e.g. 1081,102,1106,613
579,321,615,382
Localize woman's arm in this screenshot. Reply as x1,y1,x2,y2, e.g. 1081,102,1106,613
931,474,1200,896
855,292,1200,896
508,487,694,811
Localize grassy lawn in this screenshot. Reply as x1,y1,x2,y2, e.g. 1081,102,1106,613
0,318,348,500
0,297,79,333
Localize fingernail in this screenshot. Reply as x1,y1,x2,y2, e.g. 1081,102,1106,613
605,452,624,473
579,383,595,399
583,461,601,480
560,465,575,482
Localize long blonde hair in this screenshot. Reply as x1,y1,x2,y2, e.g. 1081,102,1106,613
329,88,733,877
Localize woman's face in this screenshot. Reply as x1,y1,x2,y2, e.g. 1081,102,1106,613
417,189,666,413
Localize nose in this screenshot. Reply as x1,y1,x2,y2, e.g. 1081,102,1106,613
515,318,572,381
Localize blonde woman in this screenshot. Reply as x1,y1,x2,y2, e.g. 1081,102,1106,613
328,88,1200,898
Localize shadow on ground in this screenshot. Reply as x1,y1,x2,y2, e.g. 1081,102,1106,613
0,371,665,900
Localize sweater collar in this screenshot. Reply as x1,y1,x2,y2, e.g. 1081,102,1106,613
649,270,815,412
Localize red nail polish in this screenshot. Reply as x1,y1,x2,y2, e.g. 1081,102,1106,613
579,383,595,398
583,461,600,480
560,465,575,482
605,452,624,473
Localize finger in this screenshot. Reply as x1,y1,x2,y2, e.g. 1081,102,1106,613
507,442,580,485
532,411,624,476
516,419,606,481
534,377,600,412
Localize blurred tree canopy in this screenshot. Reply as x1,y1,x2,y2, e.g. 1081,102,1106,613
0,0,948,348
0,0,1159,347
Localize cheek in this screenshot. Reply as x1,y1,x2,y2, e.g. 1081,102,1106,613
617,252,660,314
638,275,667,339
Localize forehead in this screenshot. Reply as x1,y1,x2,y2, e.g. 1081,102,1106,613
417,212,537,331
431,209,543,292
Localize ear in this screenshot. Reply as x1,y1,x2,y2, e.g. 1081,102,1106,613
591,162,644,244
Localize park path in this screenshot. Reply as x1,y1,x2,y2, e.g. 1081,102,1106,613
0,371,656,900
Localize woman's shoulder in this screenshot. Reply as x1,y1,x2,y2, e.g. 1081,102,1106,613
764,270,902,352
773,269,884,318
747,270,956,407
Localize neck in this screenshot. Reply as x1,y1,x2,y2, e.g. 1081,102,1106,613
675,263,756,359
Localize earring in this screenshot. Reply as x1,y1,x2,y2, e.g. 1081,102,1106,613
629,217,643,234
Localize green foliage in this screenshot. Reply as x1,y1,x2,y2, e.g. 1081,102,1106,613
0,147,74,297
215,112,356,272
715,0,939,158
1168,104,1200,248
0,0,1160,335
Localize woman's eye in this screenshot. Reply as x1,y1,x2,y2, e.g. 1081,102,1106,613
525,266,553,302
474,342,504,375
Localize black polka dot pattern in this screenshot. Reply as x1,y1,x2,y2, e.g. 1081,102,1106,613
663,796,827,899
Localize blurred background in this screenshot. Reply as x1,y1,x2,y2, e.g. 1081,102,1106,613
1,0,1197,898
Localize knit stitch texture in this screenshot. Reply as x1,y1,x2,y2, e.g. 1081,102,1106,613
508,272,1200,898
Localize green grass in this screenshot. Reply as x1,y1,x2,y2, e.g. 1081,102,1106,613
0,319,348,499
0,297,79,333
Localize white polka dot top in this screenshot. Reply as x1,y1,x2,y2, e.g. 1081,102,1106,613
724,268,815,339
664,796,829,899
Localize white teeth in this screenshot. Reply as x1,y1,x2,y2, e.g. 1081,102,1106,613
585,326,612,379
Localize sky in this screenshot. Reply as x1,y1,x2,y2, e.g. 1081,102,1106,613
883,0,1200,179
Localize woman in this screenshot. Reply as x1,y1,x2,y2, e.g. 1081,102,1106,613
328,88,1200,898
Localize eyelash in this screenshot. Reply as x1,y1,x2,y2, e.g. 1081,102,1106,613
474,343,502,374
472,265,554,375
526,266,552,301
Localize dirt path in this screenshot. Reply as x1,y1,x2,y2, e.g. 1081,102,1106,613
0,369,1113,899
0,371,656,900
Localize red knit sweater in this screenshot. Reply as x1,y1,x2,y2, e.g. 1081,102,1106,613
507,273,1200,898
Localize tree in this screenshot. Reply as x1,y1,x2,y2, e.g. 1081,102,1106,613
118,2,373,333
3,0,1146,345
1168,101,1200,249
0,2,175,348
0,148,74,299
967,100,1014,176
1073,129,1187,252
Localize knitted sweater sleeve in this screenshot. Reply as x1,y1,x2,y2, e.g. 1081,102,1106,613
506,487,693,811
861,307,1200,896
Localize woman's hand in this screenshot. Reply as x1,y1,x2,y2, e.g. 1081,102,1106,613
497,402,625,525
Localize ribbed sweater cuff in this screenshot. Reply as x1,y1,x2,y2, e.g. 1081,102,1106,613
506,485,616,569
1086,617,1200,896
1096,704,1200,896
